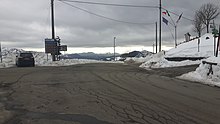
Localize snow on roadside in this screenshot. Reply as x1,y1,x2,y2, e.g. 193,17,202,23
139,52,201,69
0,48,122,68
178,57,220,87
37,59,122,67
124,56,152,64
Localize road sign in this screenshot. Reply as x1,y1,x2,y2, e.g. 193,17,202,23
45,39,57,54
60,45,67,51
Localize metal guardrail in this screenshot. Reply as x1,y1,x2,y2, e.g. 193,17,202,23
202,61,218,76
165,57,205,61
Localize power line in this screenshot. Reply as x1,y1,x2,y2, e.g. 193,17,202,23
58,0,159,8
59,1,155,25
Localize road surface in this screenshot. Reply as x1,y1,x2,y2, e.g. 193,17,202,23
0,63,220,124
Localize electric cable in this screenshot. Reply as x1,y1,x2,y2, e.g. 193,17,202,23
59,1,155,25
58,0,159,8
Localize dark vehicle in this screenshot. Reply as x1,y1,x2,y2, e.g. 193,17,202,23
16,52,35,67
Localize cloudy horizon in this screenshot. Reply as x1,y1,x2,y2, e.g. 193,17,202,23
0,0,220,53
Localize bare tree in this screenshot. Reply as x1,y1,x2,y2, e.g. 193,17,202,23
193,11,205,52
198,3,220,33
193,11,205,37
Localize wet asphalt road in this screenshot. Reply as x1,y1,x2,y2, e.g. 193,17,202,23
0,63,220,124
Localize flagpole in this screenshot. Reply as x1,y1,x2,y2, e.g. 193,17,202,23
163,11,182,48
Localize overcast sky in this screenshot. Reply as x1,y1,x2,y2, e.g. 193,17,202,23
0,0,220,53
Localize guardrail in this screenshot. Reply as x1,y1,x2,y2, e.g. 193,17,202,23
165,57,205,61
202,61,218,76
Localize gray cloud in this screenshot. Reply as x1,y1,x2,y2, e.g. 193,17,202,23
0,0,220,51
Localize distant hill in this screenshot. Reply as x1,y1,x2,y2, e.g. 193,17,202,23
61,50,153,61
121,50,153,58
61,52,120,60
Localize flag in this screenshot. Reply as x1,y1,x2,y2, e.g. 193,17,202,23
176,13,183,23
162,17,168,25
162,11,167,15
166,10,171,16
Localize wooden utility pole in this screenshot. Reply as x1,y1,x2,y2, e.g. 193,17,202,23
51,0,56,61
159,0,162,52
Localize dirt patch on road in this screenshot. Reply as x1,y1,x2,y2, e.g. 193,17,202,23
150,64,199,78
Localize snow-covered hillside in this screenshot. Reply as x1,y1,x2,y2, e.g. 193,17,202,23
166,33,219,57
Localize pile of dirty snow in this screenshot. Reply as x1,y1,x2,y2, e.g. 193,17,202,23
179,57,220,87
140,52,200,69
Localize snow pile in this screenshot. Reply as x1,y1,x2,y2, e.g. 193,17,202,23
0,48,24,68
179,57,220,87
139,33,219,69
125,56,152,64
140,52,200,69
138,33,220,87
37,58,120,67
166,33,218,57
0,48,121,68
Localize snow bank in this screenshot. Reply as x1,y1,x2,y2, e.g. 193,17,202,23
179,57,220,87
140,52,200,69
166,33,219,57
139,33,220,87
0,48,122,68
125,56,152,64
37,59,121,67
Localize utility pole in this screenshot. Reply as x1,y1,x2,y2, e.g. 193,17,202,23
155,22,158,53
114,37,116,61
159,0,162,52
51,0,56,61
